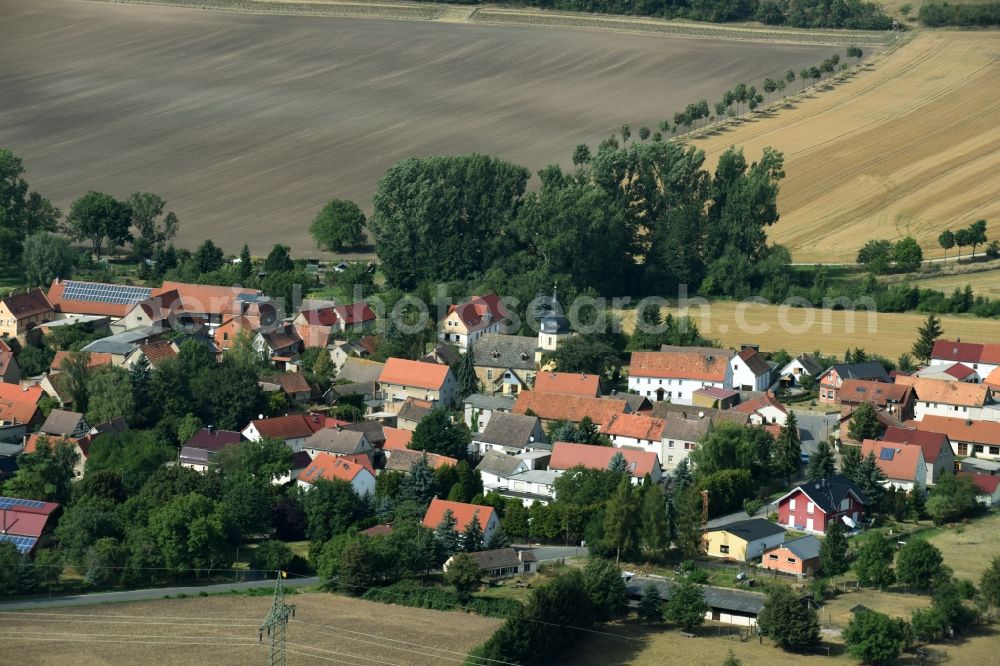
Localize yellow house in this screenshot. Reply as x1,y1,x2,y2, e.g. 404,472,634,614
0,289,53,340
702,519,786,562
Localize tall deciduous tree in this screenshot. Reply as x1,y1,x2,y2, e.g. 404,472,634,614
3,437,79,503
854,531,895,588
583,557,627,621
847,402,881,442
127,192,178,260
896,540,944,590
410,409,471,460
446,552,482,601
843,610,909,665
310,198,366,251
664,580,708,631
370,154,529,289
758,586,821,650
22,231,75,286
86,365,135,425
65,191,133,261
938,229,955,261
0,148,61,264
980,556,1000,612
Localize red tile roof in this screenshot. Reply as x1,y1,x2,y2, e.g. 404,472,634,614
602,413,665,441
549,441,658,478
422,498,497,533
630,348,730,382
944,363,977,380
448,294,508,333
513,391,629,424
894,375,988,408
298,453,374,485
837,379,912,407
931,340,1000,365
1,288,52,320
138,340,177,367
958,472,1000,496
248,413,326,440
985,367,1000,389
153,281,259,317
50,351,113,374
907,415,1000,447
300,302,376,327
533,371,601,397
382,426,414,451
733,391,789,416
737,346,772,376
860,439,923,482
361,524,394,538
379,357,451,391
0,383,43,425
882,426,950,463
0,349,14,378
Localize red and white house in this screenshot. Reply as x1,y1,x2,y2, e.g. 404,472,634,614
930,340,1000,383
438,294,509,350
732,392,788,426
422,498,500,542
776,475,867,534
297,452,376,496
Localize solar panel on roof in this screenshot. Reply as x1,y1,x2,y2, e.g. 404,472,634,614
0,534,38,554
0,497,47,510
879,449,895,461
61,281,151,305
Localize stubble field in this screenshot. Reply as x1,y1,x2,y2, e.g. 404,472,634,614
0,592,501,665
0,0,836,255
691,30,1000,264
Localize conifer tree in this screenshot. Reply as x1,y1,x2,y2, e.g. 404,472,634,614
434,509,460,561
911,313,943,363
602,475,638,562
806,440,836,481
462,513,484,552
773,411,801,481
640,484,670,557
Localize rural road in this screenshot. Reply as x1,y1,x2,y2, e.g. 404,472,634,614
0,576,320,611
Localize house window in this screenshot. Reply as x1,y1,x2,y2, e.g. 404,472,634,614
768,554,778,560
807,502,814,514
787,558,796,564
668,441,674,448
667,456,673,463
719,545,729,554
487,370,493,380
991,446,1000,456
789,498,796,510
956,443,968,455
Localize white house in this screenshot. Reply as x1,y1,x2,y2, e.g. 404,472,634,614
778,354,824,388
504,470,558,506
628,346,733,405
378,357,459,407
930,340,1000,382
730,346,773,392
242,413,325,452
438,294,508,351
894,376,1000,422
732,392,788,426
297,453,376,496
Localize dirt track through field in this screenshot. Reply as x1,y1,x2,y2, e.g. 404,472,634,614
691,30,1000,263
0,0,833,255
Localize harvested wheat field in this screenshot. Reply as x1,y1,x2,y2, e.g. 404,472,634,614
904,265,1000,299
692,30,1000,264
0,0,836,255
0,592,501,665
619,301,1000,358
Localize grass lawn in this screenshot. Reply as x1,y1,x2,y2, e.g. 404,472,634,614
819,588,930,628
926,510,1000,583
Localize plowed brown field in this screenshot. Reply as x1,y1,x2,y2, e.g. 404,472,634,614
692,31,1000,263
0,0,834,255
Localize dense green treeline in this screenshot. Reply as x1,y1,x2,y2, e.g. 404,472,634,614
919,2,1000,26
418,0,894,29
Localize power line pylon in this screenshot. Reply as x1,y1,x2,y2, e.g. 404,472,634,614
259,571,296,666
